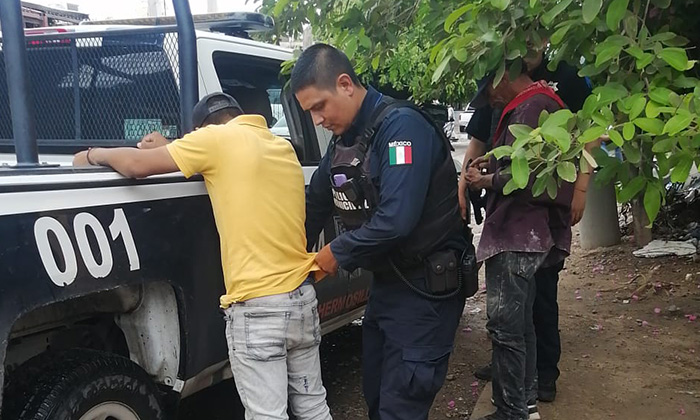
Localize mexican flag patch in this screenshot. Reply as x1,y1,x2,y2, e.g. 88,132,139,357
388,140,413,166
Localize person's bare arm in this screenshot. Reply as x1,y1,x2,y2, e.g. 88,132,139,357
458,138,488,220
73,146,179,179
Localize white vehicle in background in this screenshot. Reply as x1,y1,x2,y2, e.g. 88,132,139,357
454,107,475,142
270,115,290,139
458,107,475,133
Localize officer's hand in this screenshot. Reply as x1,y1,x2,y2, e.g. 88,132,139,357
137,132,169,149
571,188,586,226
315,244,339,275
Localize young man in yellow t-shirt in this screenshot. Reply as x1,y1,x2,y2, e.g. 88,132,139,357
73,93,333,420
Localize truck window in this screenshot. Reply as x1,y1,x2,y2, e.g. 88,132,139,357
211,51,323,165
0,31,180,153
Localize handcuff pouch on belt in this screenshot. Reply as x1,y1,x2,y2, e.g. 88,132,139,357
424,249,460,294
422,244,477,298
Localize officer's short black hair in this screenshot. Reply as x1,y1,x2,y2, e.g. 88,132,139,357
290,43,361,93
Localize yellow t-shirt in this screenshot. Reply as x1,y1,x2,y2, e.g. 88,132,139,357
166,115,320,307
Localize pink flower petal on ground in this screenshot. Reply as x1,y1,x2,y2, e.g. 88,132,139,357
642,321,650,327
575,289,581,294
685,314,697,322
470,381,480,398
655,282,662,289
576,295,583,301
596,291,602,298
462,327,472,333
654,307,662,314
632,295,639,301
448,400,456,409
679,407,686,415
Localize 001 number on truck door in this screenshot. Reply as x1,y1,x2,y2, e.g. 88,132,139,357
34,208,140,287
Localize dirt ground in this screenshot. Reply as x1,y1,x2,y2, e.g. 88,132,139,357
322,229,700,420
180,229,700,420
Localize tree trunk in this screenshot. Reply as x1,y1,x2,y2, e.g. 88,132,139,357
579,173,621,249
631,198,652,246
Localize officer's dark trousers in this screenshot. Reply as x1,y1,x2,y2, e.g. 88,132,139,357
533,261,565,387
362,273,466,420
485,251,546,420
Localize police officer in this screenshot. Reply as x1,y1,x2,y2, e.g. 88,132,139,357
291,44,470,420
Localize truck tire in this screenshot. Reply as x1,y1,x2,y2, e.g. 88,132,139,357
12,349,164,420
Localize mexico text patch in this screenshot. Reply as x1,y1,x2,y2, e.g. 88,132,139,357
388,140,412,166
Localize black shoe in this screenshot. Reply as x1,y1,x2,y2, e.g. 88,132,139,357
538,382,557,403
474,363,493,381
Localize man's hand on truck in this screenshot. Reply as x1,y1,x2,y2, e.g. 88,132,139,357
137,132,170,150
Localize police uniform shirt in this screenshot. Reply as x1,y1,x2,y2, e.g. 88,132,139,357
305,87,447,272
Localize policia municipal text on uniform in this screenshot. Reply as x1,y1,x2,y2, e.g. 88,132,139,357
292,44,478,420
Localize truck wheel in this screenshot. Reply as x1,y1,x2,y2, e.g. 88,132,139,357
14,349,164,420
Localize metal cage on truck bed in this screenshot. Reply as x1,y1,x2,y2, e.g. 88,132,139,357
0,28,182,152
0,0,198,167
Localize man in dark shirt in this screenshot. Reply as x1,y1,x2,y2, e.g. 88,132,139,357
461,53,592,403
465,71,574,420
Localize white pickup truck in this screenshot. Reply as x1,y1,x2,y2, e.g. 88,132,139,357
0,5,368,419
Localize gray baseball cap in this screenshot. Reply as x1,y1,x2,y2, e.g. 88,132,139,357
192,92,243,128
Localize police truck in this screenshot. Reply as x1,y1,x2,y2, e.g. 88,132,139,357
0,1,370,418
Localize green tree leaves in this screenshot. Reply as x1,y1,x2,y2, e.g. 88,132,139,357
606,0,629,31
491,0,512,11
512,151,531,189
644,184,662,223
541,0,573,25
618,176,646,202
658,48,691,71
582,0,603,24
557,161,577,182
633,118,665,135
663,114,693,136
265,0,700,225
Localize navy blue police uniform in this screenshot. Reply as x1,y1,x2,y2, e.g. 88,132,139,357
306,86,470,420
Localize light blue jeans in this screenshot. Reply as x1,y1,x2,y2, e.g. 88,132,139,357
224,282,332,420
